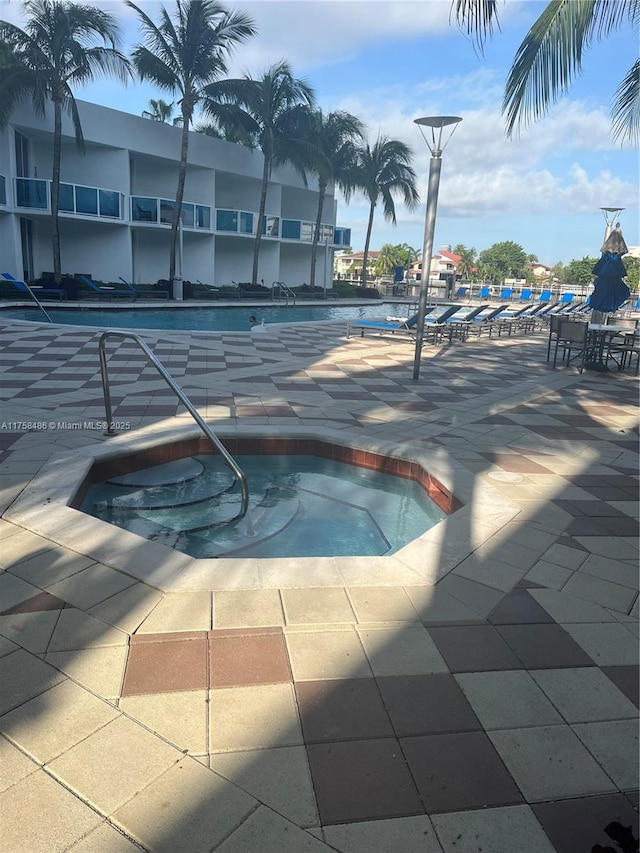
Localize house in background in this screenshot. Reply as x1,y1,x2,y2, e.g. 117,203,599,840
334,250,380,280
408,247,461,282
0,99,352,286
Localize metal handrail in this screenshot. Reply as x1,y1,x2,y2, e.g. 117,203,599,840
98,331,249,520
272,280,296,305
24,284,53,323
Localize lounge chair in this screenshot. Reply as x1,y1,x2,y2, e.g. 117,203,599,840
346,308,434,339
491,303,535,335
538,289,553,303
1,272,66,300
499,287,513,301
422,305,466,343
461,304,512,338
118,276,168,300
478,285,492,300
454,286,468,299
443,304,490,340
519,288,533,302
74,273,133,300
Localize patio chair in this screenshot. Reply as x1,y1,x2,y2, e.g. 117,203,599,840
346,308,435,339
444,303,490,340
478,285,492,300
493,303,535,336
499,287,513,301
74,273,129,300
464,304,512,338
454,286,468,299
552,319,589,371
606,318,639,374
1,272,65,300
539,290,553,302
519,288,533,302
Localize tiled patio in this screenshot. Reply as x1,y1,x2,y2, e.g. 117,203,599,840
0,312,638,852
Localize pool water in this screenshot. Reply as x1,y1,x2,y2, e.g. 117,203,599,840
0,303,408,332
82,454,445,559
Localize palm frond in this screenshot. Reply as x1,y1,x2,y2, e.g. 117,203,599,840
503,0,637,136
611,57,640,144
451,0,501,53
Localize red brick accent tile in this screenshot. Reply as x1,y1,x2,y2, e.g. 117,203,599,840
121,635,208,696
209,631,292,688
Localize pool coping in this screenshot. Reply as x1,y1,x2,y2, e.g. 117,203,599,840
5,422,520,592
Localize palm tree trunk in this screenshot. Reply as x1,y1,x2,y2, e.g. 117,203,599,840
170,114,190,283
252,156,270,287
310,179,326,289
360,202,375,287
51,97,63,283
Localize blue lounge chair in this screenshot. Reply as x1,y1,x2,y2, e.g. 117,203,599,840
463,304,512,338
454,286,468,298
346,308,434,339
559,292,574,305
538,289,553,302
478,285,492,299
75,273,132,300
1,272,65,300
519,288,533,301
499,287,513,300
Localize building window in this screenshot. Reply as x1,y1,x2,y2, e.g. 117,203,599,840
263,215,279,237
281,219,301,240
239,211,254,233
216,209,238,232
59,183,75,212
132,197,157,222
196,205,210,229
15,178,47,209
75,185,98,215
99,189,121,219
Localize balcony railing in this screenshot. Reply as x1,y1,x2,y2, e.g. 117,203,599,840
0,174,6,206
215,209,349,246
14,178,124,219
132,196,211,229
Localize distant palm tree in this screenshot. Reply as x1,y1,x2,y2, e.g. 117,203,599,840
203,60,315,287
142,97,182,125
127,0,256,284
346,136,419,287
0,0,130,282
304,109,363,288
452,244,477,280
453,0,639,143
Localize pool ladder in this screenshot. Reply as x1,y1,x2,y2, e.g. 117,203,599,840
98,330,249,521
272,281,296,305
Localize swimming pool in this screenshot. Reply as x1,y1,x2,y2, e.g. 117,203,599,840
0,302,408,332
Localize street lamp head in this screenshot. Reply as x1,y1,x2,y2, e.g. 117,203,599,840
414,115,462,156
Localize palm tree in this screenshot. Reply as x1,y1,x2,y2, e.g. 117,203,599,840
202,60,315,287
126,0,256,284
453,0,639,143
452,244,477,281
142,97,182,125
0,0,130,282
304,109,363,288
346,136,419,287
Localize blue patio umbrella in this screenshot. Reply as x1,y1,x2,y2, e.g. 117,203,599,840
589,226,630,313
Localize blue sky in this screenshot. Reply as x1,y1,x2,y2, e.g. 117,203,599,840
2,0,638,264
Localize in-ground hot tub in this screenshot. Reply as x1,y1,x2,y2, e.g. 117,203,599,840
76,437,458,560
6,426,519,592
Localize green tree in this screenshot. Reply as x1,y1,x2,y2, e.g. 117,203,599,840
346,136,419,286
478,240,529,284
453,0,639,143
624,255,639,293
0,0,130,282
142,97,182,125
374,242,420,275
563,256,599,291
203,60,315,287
452,244,477,280
127,0,256,284
304,109,363,288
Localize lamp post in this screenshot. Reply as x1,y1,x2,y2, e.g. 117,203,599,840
412,116,462,381
601,207,625,243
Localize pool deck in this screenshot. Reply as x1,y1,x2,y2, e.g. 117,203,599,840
0,316,638,852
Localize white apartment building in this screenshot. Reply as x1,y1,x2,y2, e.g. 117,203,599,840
0,99,351,287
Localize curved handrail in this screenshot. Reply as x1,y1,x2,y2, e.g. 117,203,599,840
98,330,249,520
272,280,296,305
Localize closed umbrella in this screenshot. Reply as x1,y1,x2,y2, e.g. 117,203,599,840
589,226,630,314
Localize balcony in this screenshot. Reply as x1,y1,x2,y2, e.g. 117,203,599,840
14,178,125,219
215,209,349,246
0,174,6,206
131,196,211,230
215,209,279,237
